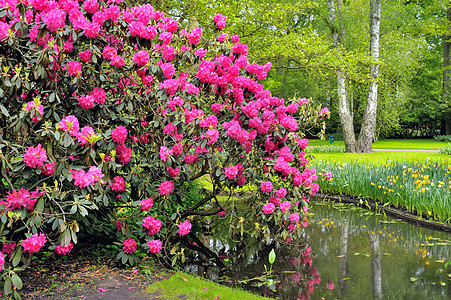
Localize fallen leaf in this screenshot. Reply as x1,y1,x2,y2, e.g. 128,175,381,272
178,276,188,281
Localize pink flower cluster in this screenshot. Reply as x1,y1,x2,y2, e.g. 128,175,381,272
177,220,191,236
56,242,73,255
142,216,161,235
262,203,275,215
147,239,162,254
111,126,128,144
138,198,153,212
123,238,137,254
0,252,4,271
71,166,105,188
59,115,80,136
23,100,44,122
1,188,44,211
21,233,46,253
67,60,82,77
324,172,333,180
2,243,16,257
110,176,126,192
213,13,226,29
158,181,174,195
260,181,272,193
24,144,47,169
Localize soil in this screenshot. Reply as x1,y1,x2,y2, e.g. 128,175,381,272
20,252,171,300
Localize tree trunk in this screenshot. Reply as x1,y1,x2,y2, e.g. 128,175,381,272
357,0,381,153
328,0,357,152
444,6,451,135
370,233,383,299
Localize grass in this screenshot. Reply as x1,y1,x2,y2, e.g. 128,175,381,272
146,270,265,300
312,158,451,223
308,139,448,150
312,151,449,164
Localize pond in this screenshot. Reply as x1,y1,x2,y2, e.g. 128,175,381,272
187,201,450,299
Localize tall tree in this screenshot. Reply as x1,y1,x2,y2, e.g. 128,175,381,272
444,3,451,134
327,0,358,152
357,0,381,152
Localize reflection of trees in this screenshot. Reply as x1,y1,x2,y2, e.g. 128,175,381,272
370,233,383,299
337,224,349,297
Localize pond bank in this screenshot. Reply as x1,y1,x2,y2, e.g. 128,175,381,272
311,193,451,233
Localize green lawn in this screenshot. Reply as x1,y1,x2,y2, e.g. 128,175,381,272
312,151,450,164
308,139,448,150
146,270,265,300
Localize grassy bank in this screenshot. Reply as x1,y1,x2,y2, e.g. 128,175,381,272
309,139,448,150
312,157,451,223
146,270,265,300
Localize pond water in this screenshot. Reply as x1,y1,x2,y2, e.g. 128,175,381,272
188,201,450,299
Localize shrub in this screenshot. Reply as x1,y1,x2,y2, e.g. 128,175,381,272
435,135,451,142
439,143,451,155
0,1,327,296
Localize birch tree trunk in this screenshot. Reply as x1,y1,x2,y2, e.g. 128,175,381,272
357,0,381,153
328,0,357,153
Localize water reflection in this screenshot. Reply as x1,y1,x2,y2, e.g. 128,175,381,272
189,201,450,299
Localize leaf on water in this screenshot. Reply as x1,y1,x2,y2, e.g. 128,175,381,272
383,253,392,256
336,255,345,258
343,278,350,281
410,277,417,282
353,253,360,256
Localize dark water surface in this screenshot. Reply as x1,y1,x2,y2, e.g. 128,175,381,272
189,201,450,299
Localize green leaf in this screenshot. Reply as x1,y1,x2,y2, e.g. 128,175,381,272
34,198,44,213
268,248,276,264
0,104,10,117
4,276,12,295
11,274,23,290
12,247,22,267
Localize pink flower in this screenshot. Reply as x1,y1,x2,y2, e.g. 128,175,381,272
218,33,229,42
324,172,333,180
41,162,56,176
84,0,99,13
56,242,73,255
217,210,226,218
195,48,207,59
79,50,92,63
327,281,334,290
262,203,275,215
159,146,172,162
167,167,179,178
319,107,330,118
142,216,161,235
290,213,299,223
59,115,79,136
211,103,223,114
298,138,308,150
177,220,192,236
0,252,4,271
188,27,202,45
276,187,287,198
280,201,291,213
103,46,117,61
1,188,43,211
43,9,66,33
158,181,174,195
91,87,106,104
213,13,226,29
78,95,94,109
111,126,128,143
2,243,16,257
24,144,47,169
133,50,149,67
83,22,100,38
110,176,126,192
260,181,272,193
67,61,82,77
123,238,137,254
99,288,107,292
231,34,239,43
21,233,46,253
77,126,97,145
147,239,162,254
140,198,154,211
224,165,238,180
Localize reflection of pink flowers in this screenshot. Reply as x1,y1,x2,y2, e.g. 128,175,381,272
21,233,46,253
24,144,47,169
147,239,162,254
262,203,275,215
123,238,137,254
327,281,334,290
177,220,192,236
56,242,73,255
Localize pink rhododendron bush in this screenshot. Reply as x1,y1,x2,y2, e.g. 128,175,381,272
0,0,329,296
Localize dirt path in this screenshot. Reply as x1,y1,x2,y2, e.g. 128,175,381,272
20,256,171,300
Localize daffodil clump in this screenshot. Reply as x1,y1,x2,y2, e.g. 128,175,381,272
312,158,451,223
